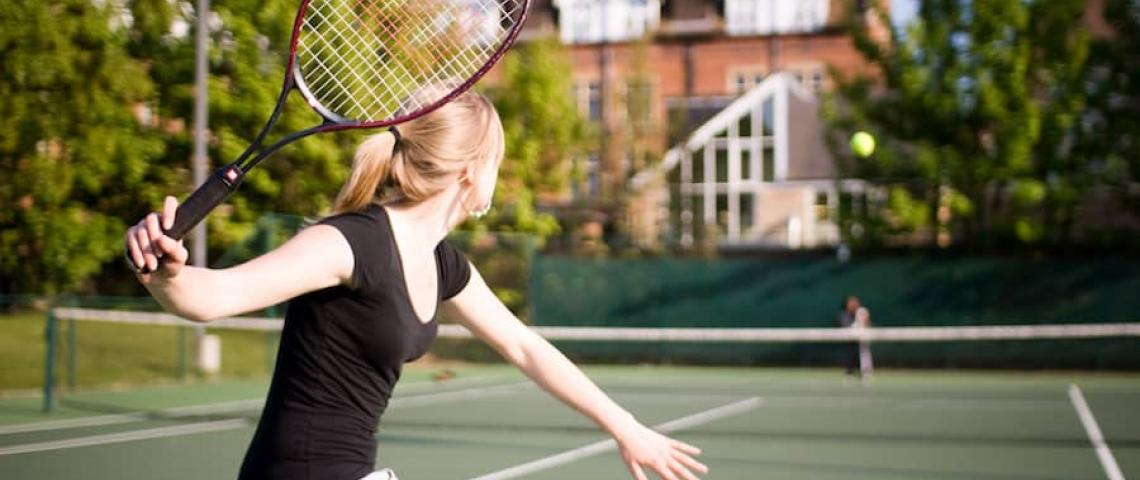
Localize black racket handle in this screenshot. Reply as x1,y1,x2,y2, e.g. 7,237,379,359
166,165,244,240
128,165,244,273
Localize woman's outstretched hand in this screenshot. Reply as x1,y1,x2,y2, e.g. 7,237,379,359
614,421,707,480
125,196,188,279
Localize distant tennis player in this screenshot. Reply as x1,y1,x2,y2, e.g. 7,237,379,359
125,92,707,480
838,295,873,382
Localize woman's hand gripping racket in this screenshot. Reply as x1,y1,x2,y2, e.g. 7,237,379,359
128,0,529,273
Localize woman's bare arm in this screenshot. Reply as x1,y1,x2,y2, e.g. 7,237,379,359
444,267,707,480
127,197,354,321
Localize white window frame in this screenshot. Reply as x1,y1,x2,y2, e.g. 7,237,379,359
725,0,830,37
556,0,662,44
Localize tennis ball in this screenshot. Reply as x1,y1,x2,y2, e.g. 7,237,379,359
850,131,876,158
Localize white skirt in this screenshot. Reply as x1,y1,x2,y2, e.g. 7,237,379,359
360,468,398,480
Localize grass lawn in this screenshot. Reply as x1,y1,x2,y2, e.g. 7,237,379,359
0,310,47,392
0,309,277,394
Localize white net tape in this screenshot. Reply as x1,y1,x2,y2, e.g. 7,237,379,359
52,308,1140,343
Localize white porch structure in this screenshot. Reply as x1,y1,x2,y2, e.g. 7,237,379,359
631,73,868,249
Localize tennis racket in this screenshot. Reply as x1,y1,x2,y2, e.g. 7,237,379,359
133,0,529,272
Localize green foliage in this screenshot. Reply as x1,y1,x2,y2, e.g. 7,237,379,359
481,36,588,241
823,0,1138,249
887,186,931,232
1083,0,1140,236
2,3,586,295
0,1,168,294
129,0,356,248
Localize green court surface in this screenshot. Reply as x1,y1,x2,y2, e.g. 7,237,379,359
1,366,1138,479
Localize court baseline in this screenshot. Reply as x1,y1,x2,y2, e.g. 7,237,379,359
0,381,531,456
467,396,763,480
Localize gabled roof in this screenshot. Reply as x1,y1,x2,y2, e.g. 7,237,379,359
631,72,815,189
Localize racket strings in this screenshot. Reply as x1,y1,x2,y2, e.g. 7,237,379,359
297,0,526,122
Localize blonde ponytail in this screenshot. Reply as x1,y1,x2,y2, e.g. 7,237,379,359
334,132,398,213
332,91,505,214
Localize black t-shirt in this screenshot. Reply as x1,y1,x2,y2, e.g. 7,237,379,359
238,204,471,480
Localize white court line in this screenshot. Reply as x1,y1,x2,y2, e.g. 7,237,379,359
0,419,249,456
0,398,264,436
0,413,147,436
467,397,763,480
389,382,531,409
0,379,525,436
1068,384,1126,480
0,381,529,455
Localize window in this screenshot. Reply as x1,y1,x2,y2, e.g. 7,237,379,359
691,148,704,182
785,63,825,92
715,148,729,183
587,82,601,120
762,147,775,182
574,80,603,121
585,153,601,196
728,67,765,95
725,0,831,36
738,113,753,138
815,191,831,221
810,70,824,92
716,194,730,232
557,0,662,44
740,193,755,231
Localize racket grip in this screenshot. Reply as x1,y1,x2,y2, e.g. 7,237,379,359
128,165,243,274
165,165,245,240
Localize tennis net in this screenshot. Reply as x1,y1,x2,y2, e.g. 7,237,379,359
43,307,1140,411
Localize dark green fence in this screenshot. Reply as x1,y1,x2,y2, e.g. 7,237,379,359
529,255,1140,368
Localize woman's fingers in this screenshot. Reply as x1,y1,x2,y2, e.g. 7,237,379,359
162,196,178,231
145,213,165,269
649,461,680,480
134,223,156,272
670,459,700,480
157,236,188,264
674,451,708,475
126,225,145,272
674,451,702,474
671,439,701,456
126,196,182,277
626,461,649,480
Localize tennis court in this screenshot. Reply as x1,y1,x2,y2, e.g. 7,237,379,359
2,364,1137,480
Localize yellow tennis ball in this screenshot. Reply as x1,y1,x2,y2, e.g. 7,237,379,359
850,131,876,158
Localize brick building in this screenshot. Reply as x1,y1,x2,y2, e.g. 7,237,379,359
515,0,890,249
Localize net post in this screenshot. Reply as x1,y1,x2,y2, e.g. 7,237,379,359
42,310,57,413
178,325,188,380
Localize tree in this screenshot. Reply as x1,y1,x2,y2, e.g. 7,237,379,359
0,1,167,294
825,0,1100,249
1081,0,1140,247
481,36,588,240
1,3,585,295
126,0,356,250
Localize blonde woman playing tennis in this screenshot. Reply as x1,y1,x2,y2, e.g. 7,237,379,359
126,91,707,480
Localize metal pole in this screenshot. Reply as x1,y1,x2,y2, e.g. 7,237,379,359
43,311,57,413
192,0,209,272
192,0,211,369
66,318,76,391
